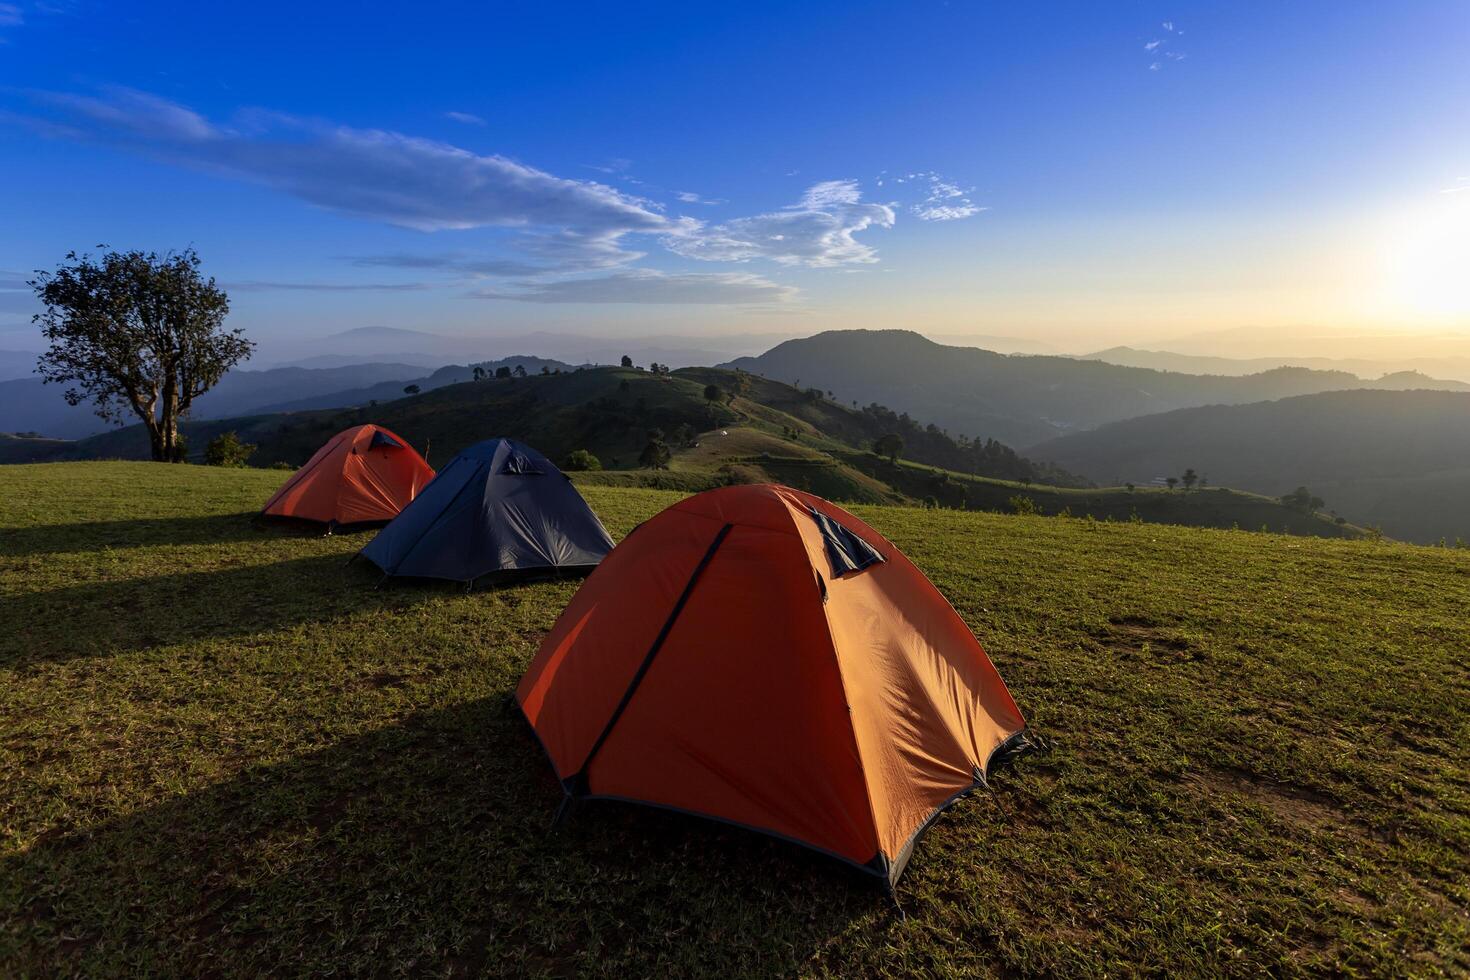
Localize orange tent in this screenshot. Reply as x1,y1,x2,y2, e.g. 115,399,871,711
261,424,435,528
517,484,1027,887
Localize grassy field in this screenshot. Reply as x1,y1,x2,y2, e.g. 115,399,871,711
2,461,1467,976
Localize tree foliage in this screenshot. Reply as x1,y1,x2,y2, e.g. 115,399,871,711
1281,486,1325,512
32,248,252,462
639,438,672,469
873,432,904,463
204,430,256,467
562,449,602,472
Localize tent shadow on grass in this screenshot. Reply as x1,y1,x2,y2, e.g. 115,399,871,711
0,554,426,667
6,697,880,976
0,512,342,559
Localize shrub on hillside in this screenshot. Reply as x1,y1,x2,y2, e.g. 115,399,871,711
204,431,256,467
1008,494,1037,516
563,449,602,471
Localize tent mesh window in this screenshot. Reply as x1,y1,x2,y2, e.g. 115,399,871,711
369,431,403,450
501,450,544,475
809,508,885,577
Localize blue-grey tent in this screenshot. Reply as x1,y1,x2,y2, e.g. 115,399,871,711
360,438,614,584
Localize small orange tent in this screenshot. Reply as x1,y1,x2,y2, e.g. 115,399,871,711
261,424,434,527
517,484,1027,887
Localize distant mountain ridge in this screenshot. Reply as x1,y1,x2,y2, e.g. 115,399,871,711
1081,346,1470,384
723,329,1470,448
0,356,577,439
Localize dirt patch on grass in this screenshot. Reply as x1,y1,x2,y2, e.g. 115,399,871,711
1102,615,1195,659
1190,765,1350,830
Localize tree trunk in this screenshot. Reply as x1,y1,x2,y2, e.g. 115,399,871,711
146,419,166,462
160,375,180,463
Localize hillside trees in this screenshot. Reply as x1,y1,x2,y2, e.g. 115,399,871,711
874,433,904,463
1281,486,1325,512
32,248,253,462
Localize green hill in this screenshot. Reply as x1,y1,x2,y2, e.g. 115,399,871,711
3,365,1365,539
1,462,1465,975
1031,388,1470,543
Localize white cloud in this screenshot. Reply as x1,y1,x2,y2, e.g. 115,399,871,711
1162,20,1175,32
664,179,894,267
1144,39,1162,51
675,190,725,205
905,172,985,222
1150,61,1162,71
22,87,671,240
444,111,486,126
0,3,23,27
473,269,798,305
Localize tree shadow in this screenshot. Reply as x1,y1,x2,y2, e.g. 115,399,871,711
0,554,413,668
0,512,351,559
6,697,880,976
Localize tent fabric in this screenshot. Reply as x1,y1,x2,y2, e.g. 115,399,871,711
360,437,613,583
516,483,1026,887
261,424,434,526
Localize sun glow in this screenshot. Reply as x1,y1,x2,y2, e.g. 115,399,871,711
1380,192,1470,321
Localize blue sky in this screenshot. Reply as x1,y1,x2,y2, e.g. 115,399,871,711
2,1,1469,358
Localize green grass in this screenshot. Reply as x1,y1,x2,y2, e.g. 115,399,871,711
3,462,1467,976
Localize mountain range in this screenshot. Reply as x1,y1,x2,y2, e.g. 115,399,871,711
722,330,1470,448
1080,346,1470,384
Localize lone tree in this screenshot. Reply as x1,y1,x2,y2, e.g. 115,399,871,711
620,354,634,368
494,366,512,379
472,365,486,381
403,384,421,395
1166,476,1179,490
873,432,904,463
639,437,672,469
1181,468,1198,490
703,383,725,422
32,248,252,462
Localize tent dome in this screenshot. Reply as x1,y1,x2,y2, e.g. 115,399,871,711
360,438,613,584
516,483,1026,887
261,424,434,527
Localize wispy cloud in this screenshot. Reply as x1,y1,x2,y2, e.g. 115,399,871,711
1440,177,1470,195
0,3,23,28
473,269,797,305
226,280,436,292
444,110,486,126
882,171,986,222
16,87,672,242
675,190,725,205
665,179,894,267
348,253,549,277
1144,20,1186,70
